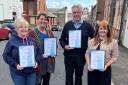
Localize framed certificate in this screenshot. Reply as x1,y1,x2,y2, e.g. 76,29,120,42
90,50,105,70
19,45,35,67
44,38,57,56
69,30,81,48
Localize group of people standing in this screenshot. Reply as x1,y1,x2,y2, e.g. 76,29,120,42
3,4,118,85
3,12,55,85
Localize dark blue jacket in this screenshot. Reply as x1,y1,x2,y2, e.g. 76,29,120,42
3,33,42,74
59,20,94,57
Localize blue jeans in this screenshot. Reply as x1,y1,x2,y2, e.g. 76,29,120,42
10,71,36,85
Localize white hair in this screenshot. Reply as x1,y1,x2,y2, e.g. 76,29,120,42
72,4,83,12
14,18,29,29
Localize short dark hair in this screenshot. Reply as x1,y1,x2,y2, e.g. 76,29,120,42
37,13,49,21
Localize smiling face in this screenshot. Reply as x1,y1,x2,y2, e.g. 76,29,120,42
93,20,112,45
17,24,29,38
98,26,108,37
72,5,83,22
37,15,48,29
14,18,29,38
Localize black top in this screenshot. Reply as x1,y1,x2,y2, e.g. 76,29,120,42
59,20,94,57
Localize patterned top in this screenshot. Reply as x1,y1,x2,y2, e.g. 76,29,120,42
85,38,119,64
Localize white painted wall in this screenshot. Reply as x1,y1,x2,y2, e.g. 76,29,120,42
0,0,23,21
122,3,128,48
123,18,128,48
0,4,4,21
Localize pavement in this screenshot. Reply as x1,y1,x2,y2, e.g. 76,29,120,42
0,31,128,85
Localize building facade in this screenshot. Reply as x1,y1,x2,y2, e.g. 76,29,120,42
91,5,97,29
23,0,37,24
48,7,67,27
112,0,124,39
23,0,56,25
97,0,105,21
82,8,90,21
109,0,116,27
119,0,128,48
0,0,23,22
104,0,111,22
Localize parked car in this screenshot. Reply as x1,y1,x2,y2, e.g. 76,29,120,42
4,19,14,23
51,25,59,31
0,26,12,40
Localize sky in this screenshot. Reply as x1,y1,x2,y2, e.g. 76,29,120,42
46,0,97,12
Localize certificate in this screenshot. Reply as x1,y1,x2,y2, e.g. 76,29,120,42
19,45,35,67
69,30,81,48
90,50,105,70
44,38,57,56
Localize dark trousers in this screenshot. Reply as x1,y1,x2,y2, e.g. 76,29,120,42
64,56,85,85
41,72,51,85
88,66,111,85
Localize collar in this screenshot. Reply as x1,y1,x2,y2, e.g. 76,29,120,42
72,19,83,24
100,38,107,44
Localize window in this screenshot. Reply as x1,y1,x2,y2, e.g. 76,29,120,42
28,1,33,15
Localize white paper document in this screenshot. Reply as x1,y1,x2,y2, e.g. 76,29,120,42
69,30,81,48
90,50,105,70
19,45,35,67
44,38,57,56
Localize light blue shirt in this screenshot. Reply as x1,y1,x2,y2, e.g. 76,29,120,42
72,19,83,29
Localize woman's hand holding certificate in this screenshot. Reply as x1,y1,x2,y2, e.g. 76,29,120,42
88,65,94,71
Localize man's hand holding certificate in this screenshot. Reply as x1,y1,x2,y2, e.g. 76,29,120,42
90,50,105,70
69,30,81,48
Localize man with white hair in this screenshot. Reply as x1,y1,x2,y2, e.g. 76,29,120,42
59,4,94,85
